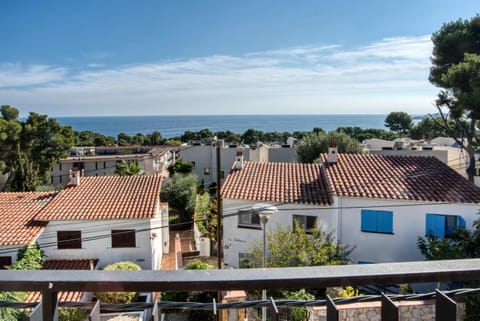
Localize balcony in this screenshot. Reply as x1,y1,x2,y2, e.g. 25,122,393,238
1,258,480,321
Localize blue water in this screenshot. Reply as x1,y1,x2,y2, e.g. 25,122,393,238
55,114,390,138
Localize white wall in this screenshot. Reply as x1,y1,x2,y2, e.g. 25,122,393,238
337,197,480,263
37,219,156,270
222,199,336,268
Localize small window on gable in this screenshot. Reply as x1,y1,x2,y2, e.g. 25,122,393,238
238,209,260,228
425,214,465,238
57,231,82,249
0,256,12,269
111,230,136,248
293,215,317,232
361,210,393,234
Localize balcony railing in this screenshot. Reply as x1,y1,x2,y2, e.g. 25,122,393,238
1,258,480,321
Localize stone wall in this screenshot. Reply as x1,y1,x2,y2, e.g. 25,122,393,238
310,300,465,321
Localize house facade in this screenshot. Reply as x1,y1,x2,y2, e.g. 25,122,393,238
221,150,480,267
0,173,169,271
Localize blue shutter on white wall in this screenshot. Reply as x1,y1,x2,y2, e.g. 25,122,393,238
425,214,445,237
459,216,466,229
376,211,393,233
361,210,377,232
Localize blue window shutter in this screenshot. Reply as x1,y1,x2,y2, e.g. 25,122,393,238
361,210,377,232
426,214,445,237
459,216,466,229
376,211,393,233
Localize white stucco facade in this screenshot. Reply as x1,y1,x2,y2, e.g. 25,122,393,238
223,196,480,267
222,199,336,268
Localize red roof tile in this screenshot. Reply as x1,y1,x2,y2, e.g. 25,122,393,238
0,192,54,246
25,259,98,303
321,153,480,203
221,162,332,205
35,176,163,221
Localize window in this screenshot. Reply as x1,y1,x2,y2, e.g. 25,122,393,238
59,163,62,171
239,253,254,268
425,214,465,237
95,162,98,170
361,210,393,234
0,256,12,269
238,209,260,228
57,231,82,249
111,230,136,248
293,215,317,232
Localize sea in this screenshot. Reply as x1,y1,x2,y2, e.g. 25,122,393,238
54,114,401,139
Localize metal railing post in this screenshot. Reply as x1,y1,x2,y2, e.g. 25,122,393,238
41,288,58,321
436,289,456,321
326,295,339,321
381,293,398,321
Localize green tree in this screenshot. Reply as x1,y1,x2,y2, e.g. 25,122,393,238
0,243,45,320
114,160,145,176
167,159,195,176
429,16,480,182
417,221,480,320
249,221,352,268
410,117,455,140
1,107,75,191
296,131,363,163
160,173,198,222
146,131,164,145
95,261,142,304
384,112,413,136
241,128,263,145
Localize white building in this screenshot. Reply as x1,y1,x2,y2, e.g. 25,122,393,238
0,173,169,270
51,146,174,186
221,150,480,267
179,140,297,185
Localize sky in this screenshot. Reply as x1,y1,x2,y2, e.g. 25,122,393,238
0,1,478,117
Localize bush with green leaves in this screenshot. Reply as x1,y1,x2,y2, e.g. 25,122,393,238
58,307,88,321
95,261,142,304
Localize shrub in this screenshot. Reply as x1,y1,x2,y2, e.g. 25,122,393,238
58,307,88,321
95,261,141,304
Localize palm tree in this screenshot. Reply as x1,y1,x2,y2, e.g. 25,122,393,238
114,160,145,176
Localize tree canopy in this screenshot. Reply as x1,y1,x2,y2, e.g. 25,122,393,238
384,112,413,136
0,105,75,191
296,131,363,163
428,15,480,181
160,173,198,222
248,221,352,268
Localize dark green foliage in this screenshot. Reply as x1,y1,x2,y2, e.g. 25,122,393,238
161,174,198,222
418,221,480,320
74,130,115,146
0,106,75,191
384,112,413,136
429,15,480,182
296,131,363,163
58,308,88,321
167,159,195,176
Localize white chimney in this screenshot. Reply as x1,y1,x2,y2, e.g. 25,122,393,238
235,148,244,170
70,168,81,186
327,144,338,163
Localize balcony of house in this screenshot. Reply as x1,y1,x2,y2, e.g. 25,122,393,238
1,258,480,321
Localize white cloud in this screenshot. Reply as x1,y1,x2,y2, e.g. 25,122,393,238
0,36,437,116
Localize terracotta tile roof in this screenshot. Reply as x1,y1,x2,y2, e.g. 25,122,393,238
0,192,54,246
321,153,480,203
25,259,98,303
221,162,332,205
35,176,162,221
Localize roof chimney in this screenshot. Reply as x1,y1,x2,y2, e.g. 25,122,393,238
69,167,81,186
327,143,338,164
235,148,244,170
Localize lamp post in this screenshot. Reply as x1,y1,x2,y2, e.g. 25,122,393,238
256,204,277,321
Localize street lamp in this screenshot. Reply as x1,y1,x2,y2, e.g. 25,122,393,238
254,203,277,321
